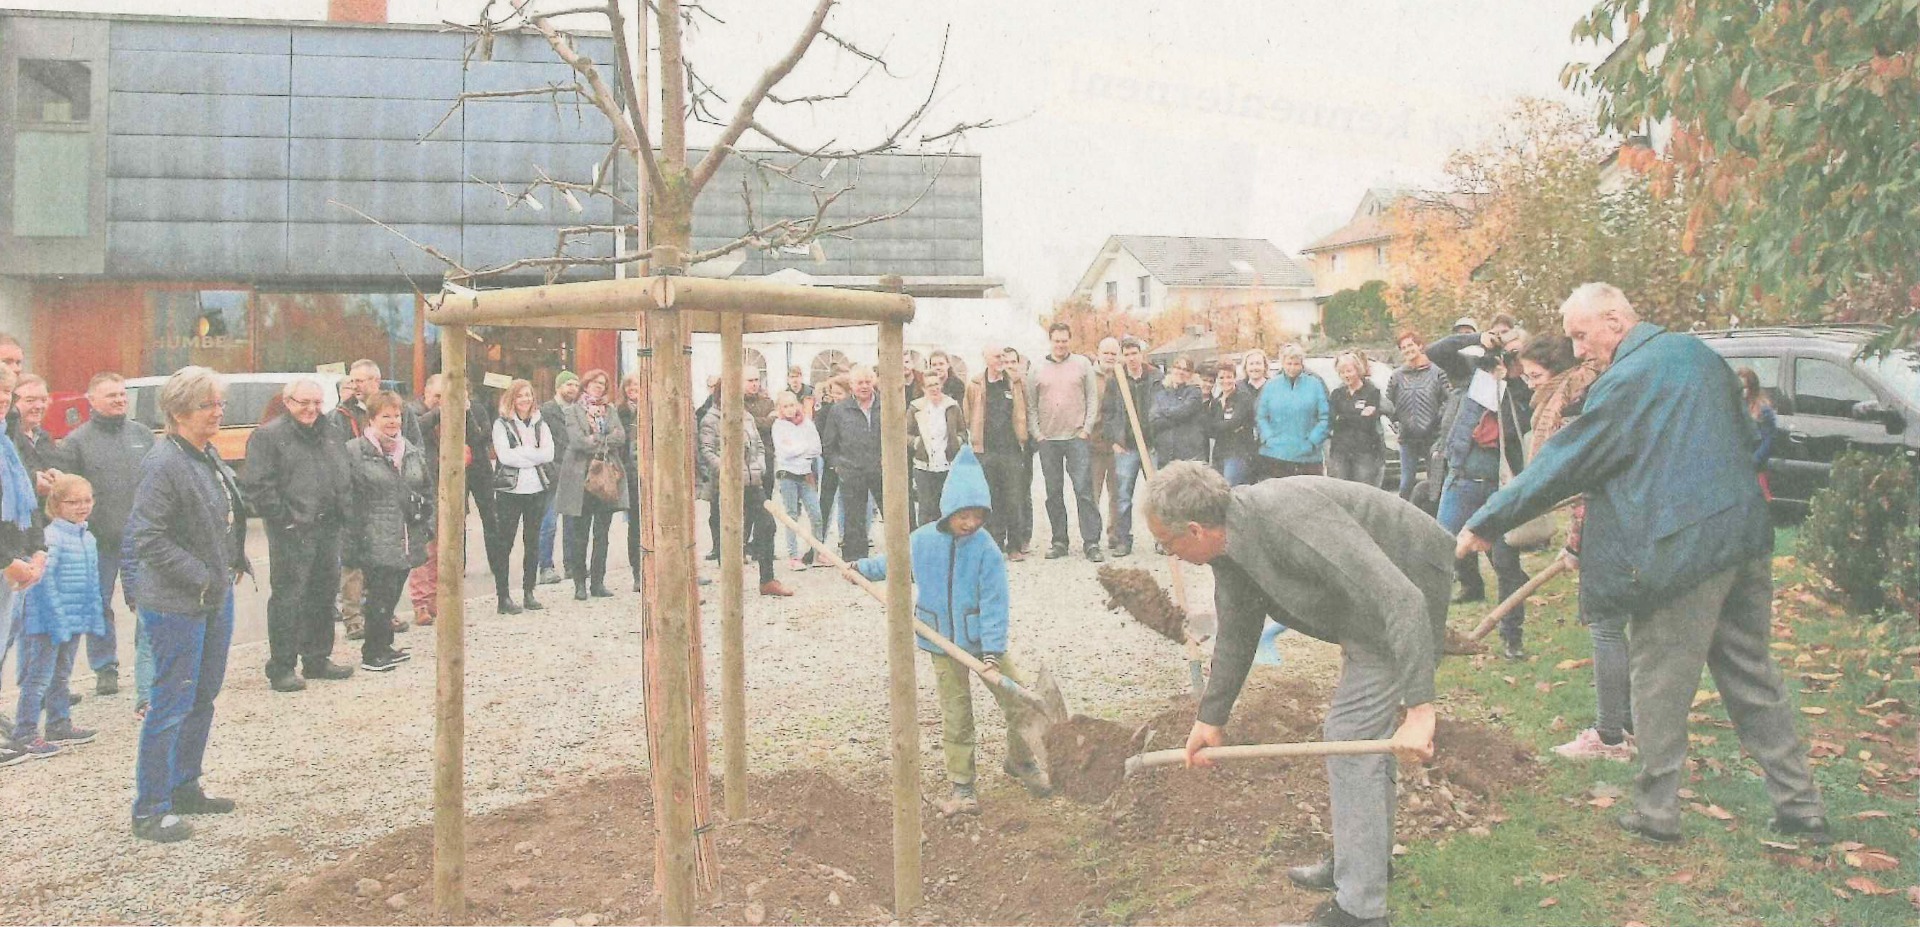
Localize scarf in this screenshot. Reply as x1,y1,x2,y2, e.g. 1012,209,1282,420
0,427,36,529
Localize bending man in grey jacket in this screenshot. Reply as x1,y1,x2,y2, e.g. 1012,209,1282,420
1149,463,1448,927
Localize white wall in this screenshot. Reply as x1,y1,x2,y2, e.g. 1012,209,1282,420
1086,248,1166,312
0,278,33,363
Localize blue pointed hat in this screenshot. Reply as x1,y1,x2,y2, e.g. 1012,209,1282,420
938,444,992,521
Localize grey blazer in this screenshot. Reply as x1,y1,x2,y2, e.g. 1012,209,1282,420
1199,477,1454,726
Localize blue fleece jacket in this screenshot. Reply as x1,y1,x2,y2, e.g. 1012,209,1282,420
854,445,1010,657
23,519,106,644
1255,372,1330,463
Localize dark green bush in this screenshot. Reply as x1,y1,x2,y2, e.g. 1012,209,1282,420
1798,451,1917,615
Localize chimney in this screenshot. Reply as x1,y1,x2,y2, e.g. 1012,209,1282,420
328,0,388,23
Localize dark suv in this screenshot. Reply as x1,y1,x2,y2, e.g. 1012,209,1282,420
1699,325,1919,508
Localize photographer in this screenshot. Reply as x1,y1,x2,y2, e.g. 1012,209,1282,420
344,390,433,673
1427,321,1534,658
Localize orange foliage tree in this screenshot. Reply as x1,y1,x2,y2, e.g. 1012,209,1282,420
1040,298,1297,361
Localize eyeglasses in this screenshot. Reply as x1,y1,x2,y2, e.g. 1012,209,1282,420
198,400,227,411
286,398,323,408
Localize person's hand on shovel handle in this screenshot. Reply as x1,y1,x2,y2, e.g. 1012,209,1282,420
1183,721,1225,769
1392,703,1437,764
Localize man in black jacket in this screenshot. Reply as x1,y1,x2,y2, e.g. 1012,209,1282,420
57,373,156,695
1101,339,1160,557
536,372,580,583
820,365,885,560
244,378,356,692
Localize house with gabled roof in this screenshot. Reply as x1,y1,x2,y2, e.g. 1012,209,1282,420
1068,234,1320,338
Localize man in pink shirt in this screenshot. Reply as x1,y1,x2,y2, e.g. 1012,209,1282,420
1025,322,1104,561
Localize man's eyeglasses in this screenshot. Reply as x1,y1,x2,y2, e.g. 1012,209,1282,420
286,398,323,408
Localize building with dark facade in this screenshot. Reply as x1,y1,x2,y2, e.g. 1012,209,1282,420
0,8,990,396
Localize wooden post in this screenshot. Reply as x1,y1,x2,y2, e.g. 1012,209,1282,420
876,318,922,915
432,325,469,920
719,315,748,819
647,262,699,924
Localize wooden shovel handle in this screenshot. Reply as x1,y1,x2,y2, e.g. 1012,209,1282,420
1126,739,1397,775
1112,372,1208,682
1466,557,1571,642
761,498,1046,709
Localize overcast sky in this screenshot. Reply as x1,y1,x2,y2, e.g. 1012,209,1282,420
11,0,1612,307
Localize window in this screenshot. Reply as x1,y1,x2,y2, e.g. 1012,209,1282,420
1375,244,1389,266
1104,280,1118,307
1794,357,1876,418
1137,275,1151,309
1722,355,1785,411
1329,253,1344,272
809,348,851,384
254,293,435,389
18,60,90,123
13,60,93,238
148,289,253,374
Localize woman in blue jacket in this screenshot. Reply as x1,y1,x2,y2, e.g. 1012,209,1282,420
852,445,1046,816
1253,345,1330,480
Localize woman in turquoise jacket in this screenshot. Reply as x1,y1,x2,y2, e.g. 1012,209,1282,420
1254,345,1331,480
853,445,1044,816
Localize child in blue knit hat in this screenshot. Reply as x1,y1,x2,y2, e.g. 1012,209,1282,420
851,444,1047,817
12,473,105,757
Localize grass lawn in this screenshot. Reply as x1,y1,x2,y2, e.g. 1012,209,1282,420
1392,527,1919,926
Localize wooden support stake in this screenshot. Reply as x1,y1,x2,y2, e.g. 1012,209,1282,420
877,318,923,915
719,315,748,820
648,296,699,924
432,326,469,920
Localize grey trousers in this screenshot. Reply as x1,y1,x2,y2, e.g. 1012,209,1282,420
1628,556,1825,831
1325,641,1398,921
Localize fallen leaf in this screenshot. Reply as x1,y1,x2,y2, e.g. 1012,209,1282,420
1760,839,1800,850
1669,870,1697,885
1693,690,1720,707
1801,706,1829,715
1845,876,1897,896
1834,841,1867,852
1831,886,1852,901
1851,810,1890,820
1535,681,1553,694
1689,802,1737,822
1541,873,1566,885
1907,884,1920,908
1538,897,1558,908
1502,675,1517,686
1810,740,1845,758
1588,795,1617,809
1625,922,1651,927
1676,788,1699,800
1845,849,1901,871
1554,658,1592,671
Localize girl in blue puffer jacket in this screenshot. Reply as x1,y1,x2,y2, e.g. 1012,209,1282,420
12,474,106,756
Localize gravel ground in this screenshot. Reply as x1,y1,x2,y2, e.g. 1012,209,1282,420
0,502,1340,926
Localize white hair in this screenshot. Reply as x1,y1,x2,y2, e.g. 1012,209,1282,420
1277,344,1307,363
282,376,329,400
1560,283,1637,321
1146,461,1231,529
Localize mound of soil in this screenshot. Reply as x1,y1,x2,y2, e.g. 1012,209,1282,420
259,678,1539,926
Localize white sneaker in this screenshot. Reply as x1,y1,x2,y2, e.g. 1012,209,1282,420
1552,728,1635,761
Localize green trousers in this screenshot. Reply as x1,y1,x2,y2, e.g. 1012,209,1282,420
931,650,1036,786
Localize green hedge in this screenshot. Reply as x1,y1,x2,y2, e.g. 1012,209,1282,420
1797,451,1917,616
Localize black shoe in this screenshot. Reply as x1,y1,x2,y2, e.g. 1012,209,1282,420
360,652,404,673
1451,589,1485,605
1307,898,1388,927
1045,543,1068,560
498,595,523,615
133,813,193,843
522,592,544,611
1287,856,1336,892
1112,541,1132,558
0,741,29,768
67,689,82,706
1769,814,1833,845
269,672,306,693
1085,546,1104,563
1616,810,1682,844
574,579,589,601
590,583,614,598
1501,639,1525,661
705,551,721,562
96,669,119,696
305,660,355,681
171,784,236,815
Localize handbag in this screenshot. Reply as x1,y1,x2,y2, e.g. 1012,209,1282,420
586,450,625,504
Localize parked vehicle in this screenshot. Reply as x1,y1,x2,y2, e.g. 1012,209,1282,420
1699,325,1919,508
124,372,348,468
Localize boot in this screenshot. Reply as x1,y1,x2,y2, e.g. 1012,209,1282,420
590,580,614,598
759,580,795,597
522,589,544,611
574,578,589,601
935,782,980,817
497,594,523,615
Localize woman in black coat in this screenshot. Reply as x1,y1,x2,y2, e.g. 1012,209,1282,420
1326,351,1387,488
344,390,433,673
618,372,644,591
1205,364,1258,486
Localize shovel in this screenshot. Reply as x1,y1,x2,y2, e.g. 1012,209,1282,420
1466,557,1571,642
1110,369,1208,696
1124,739,1398,776
763,498,1072,726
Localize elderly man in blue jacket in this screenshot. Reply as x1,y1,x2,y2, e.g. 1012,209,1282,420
1457,283,1828,846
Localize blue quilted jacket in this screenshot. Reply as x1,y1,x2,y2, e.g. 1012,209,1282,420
22,519,105,644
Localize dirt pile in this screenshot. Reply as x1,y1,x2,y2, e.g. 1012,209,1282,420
1097,566,1187,643
259,679,1540,926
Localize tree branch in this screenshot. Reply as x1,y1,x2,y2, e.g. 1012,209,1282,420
531,17,668,197
687,0,837,196
420,82,589,142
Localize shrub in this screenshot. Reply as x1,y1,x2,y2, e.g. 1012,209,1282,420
1798,451,1917,615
